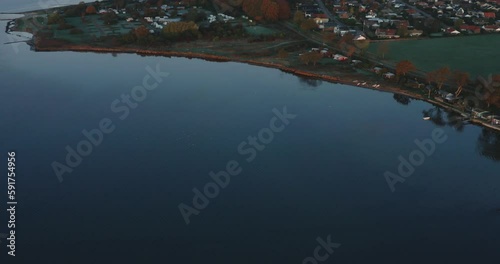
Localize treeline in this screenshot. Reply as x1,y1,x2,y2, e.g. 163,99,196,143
392,60,500,108
119,21,248,44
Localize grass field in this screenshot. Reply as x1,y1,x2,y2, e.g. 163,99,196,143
368,34,500,78
245,25,278,36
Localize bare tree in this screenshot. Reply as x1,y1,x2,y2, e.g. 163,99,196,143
453,70,469,96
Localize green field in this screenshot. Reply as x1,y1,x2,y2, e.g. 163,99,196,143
20,14,143,43
369,34,500,78
245,25,277,36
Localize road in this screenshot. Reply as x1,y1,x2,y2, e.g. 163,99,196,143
313,0,345,27
313,0,365,36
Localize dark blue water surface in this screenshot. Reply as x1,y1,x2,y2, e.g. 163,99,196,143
1,13,500,264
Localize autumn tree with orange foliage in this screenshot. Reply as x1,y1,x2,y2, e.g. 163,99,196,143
134,26,149,39
276,0,291,19
242,0,291,21
396,60,416,76
85,5,96,14
433,66,451,90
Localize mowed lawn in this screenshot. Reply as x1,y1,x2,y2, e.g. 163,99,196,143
369,34,500,78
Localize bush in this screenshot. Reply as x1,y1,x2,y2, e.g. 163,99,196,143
47,13,62,25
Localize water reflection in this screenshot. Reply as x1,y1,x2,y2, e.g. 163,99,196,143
298,77,322,90
421,105,500,161
477,128,500,161
422,106,447,127
392,94,411,105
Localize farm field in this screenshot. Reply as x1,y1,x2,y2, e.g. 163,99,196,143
368,34,500,78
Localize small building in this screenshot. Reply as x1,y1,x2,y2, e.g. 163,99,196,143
460,24,481,34
313,13,329,24
333,54,348,61
408,29,423,37
373,67,383,73
483,12,496,19
354,35,366,40
471,108,490,119
483,25,500,32
375,28,399,38
490,116,500,125
445,27,461,35
384,72,396,79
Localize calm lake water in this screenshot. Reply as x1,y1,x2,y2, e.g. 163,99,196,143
1,5,500,264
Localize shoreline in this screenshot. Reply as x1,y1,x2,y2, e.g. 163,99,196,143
33,44,500,132
34,44,423,96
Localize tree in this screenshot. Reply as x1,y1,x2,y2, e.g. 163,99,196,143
376,41,389,59
393,94,411,105
85,5,96,14
323,32,338,43
135,26,149,39
482,76,500,108
264,1,279,21
453,70,469,96
163,21,199,35
293,11,305,25
454,19,464,29
397,25,408,37
339,33,354,46
102,12,118,25
396,60,416,77
434,66,451,90
277,48,288,58
353,39,370,54
309,52,322,66
114,0,125,9
300,19,317,31
345,45,357,59
47,13,62,24
426,71,436,85
476,129,500,161
276,0,291,20
299,52,322,66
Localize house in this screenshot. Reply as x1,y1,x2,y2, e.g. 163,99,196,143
313,13,329,24
483,12,496,19
384,72,396,79
445,27,461,35
393,20,409,29
490,116,500,125
333,54,348,61
323,22,337,32
337,11,349,19
354,34,366,40
408,29,423,37
372,67,383,73
375,28,399,38
351,59,362,65
483,25,500,32
460,24,481,34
